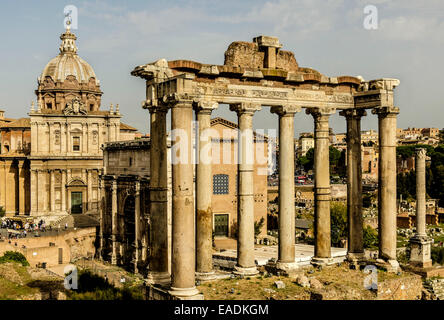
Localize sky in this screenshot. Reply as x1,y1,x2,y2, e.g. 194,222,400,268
0,0,443,135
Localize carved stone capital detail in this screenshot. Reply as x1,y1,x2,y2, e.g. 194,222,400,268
229,102,261,115
270,104,301,116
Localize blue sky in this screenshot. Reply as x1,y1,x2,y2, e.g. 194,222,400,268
0,0,443,135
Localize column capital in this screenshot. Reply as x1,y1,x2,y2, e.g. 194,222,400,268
371,106,399,117
135,180,141,195
415,148,428,160
162,93,193,108
145,103,169,114
270,104,301,116
305,107,336,119
229,102,261,115
339,108,367,119
193,100,218,114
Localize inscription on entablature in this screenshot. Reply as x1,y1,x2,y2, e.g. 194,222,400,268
251,90,288,99
213,88,247,96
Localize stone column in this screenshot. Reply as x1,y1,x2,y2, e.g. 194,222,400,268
111,178,118,265
18,160,26,215
372,106,399,265
50,170,55,213
30,169,37,215
271,105,301,272
61,170,66,213
194,101,218,280
229,102,262,276
409,148,432,268
168,98,201,299
87,170,92,211
134,180,141,273
99,176,105,260
340,109,366,262
307,107,335,265
146,105,171,285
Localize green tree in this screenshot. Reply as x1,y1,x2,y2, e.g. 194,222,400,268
330,202,347,246
254,217,265,239
363,226,378,249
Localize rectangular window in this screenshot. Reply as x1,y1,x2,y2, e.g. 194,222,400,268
73,136,80,151
213,174,229,195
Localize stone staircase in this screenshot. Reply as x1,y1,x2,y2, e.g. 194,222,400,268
424,278,444,300
50,214,99,229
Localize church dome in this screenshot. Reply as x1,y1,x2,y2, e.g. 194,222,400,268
39,27,99,85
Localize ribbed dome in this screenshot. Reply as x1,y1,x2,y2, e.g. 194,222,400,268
40,28,99,85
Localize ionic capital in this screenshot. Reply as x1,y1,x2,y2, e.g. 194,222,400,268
305,107,336,120
339,108,367,119
229,102,261,115
161,93,193,108
371,106,399,118
193,100,218,114
270,104,301,117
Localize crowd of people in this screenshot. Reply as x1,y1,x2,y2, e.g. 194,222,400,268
0,218,65,240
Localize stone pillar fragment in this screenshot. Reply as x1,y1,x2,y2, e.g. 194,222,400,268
340,109,366,262
168,98,201,299
111,178,118,265
146,104,171,285
229,102,261,276
134,180,141,273
409,148,432,268
194,100,218,280
372,106,399,266
271,105,301,272
306,107,335,266
61,170,66,213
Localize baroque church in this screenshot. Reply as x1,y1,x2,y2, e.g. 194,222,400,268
0,26,137,220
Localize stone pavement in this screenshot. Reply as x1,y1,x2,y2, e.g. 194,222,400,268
213,244,347,269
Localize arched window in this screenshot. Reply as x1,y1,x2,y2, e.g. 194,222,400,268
213,174,229,195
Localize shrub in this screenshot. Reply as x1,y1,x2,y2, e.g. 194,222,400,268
0,251,30,266
431,247,444,265
363,226,378,249
254,217,265,239
0,206,5,218
330,202,347,246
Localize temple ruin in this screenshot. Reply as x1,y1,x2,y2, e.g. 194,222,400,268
129,35,402,299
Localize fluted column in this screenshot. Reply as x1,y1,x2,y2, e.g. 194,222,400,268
229,102,261,276
271,105,301,271
30,169,37,215
194,101,218,280
340,109,366,262
307,107,335,265
111,178,118,265
87,170,92,211
146,104,171,285
372,106,399,263
99,176,105,260
134,180,141,273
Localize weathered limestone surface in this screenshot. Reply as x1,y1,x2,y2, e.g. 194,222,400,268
307,107,335,265
340,109,366,261
409,148,432,268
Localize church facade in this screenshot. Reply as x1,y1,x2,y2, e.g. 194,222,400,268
0,26,137,220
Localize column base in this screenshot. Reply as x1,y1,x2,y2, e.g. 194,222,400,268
311,257,335,267
276,261,299,273
375,259,400,273
147,271,171,286
409,236,433,268
347,252,366,265
195,271,218,281
168,287,204,300
233,266,259,277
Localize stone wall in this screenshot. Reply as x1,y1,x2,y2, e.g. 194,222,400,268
376,274,422,300
0,227,96,267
